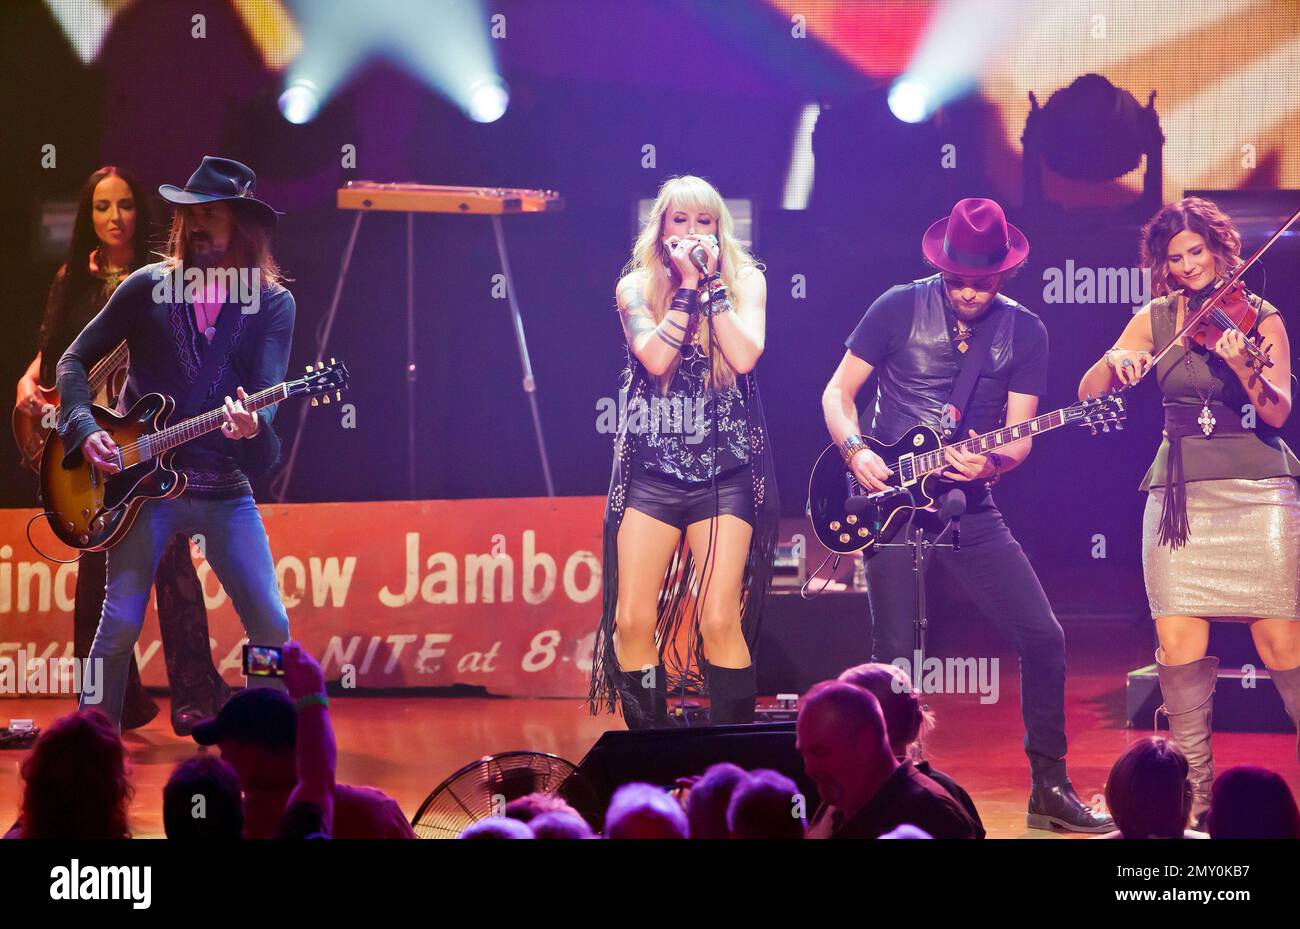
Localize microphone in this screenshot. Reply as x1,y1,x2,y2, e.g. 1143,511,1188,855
690,245,710,275
938,488,966,551
689,234,717,276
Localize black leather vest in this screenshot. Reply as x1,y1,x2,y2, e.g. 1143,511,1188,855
868,275,1019,444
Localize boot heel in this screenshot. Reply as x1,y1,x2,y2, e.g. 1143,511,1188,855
1025,813,1056,831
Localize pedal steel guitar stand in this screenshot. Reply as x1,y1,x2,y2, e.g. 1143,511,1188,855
272,182,563,501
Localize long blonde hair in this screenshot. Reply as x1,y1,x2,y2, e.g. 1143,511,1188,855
624,176,759,391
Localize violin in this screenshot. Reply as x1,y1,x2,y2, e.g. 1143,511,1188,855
1180,278,1272,372
1147,203,1300,377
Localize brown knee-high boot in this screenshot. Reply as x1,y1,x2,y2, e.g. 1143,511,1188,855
1268,664,1300,762
1156,649,1218,825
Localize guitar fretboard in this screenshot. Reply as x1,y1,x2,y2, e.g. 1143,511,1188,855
125,384,289,464
87,340,129,393
905,409,1070,478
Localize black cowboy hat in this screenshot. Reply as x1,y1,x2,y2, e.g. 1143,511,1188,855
159,155,281,226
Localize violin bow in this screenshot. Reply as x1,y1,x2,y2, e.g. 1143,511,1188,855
1144,203,1300,374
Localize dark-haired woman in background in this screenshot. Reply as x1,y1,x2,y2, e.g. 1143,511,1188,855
13,166,230,734
1078,196,1300,826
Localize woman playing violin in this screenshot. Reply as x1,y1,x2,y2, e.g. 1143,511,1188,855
1078,196,1300,827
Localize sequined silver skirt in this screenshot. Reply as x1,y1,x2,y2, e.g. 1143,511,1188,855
1143,477,1300,620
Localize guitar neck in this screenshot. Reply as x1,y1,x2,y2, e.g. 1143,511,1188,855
142,384,289,460
912,409,1072,477
87,341,128,393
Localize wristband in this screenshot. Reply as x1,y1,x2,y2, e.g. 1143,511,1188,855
840,434,868,466
705,294,733,318
295,693,329,711
984,451,1004,489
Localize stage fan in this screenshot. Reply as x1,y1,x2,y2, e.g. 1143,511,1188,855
410,751,599,839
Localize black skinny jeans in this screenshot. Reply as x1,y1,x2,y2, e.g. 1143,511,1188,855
865,493,1069,787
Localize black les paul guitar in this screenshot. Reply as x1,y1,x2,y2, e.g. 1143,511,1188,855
807,393,1126,556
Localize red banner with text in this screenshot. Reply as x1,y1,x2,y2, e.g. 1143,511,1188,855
0,498,605,698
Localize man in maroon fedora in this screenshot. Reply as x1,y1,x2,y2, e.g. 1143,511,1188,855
820,198,1113,833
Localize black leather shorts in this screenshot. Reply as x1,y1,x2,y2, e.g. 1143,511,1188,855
625,465,754,530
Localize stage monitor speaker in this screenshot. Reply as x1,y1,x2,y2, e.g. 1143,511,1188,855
570,722,819,826
757,590,872,695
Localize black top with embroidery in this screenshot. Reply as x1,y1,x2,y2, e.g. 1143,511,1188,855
632,333,751,483
56,261,295,497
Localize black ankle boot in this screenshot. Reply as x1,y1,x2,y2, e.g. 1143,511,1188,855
119,661,160,731
706,664,755,725
1027,781,1114,833
615,664,667,730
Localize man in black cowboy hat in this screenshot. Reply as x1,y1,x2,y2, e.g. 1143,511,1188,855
820,198,1113,833
56,156,295,729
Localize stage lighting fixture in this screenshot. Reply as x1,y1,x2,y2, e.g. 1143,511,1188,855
888,79,932,124
278,78,320,124
782,103,821,210
466,77,509,123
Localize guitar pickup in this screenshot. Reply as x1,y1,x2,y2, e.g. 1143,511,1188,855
895,453,918,486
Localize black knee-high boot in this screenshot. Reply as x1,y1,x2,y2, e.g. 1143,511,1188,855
615,663,668,730
154,535,232,736
706,663,756,725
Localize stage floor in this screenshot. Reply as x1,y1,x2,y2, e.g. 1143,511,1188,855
2,617,1296,839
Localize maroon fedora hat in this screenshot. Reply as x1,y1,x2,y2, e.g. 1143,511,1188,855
921,198,1028,276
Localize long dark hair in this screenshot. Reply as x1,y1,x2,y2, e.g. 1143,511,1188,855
62,165,154,295
38,166,154,376
19,709,134,839
161,203,284,287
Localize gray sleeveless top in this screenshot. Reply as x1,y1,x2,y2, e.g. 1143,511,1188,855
1139,293,1300,490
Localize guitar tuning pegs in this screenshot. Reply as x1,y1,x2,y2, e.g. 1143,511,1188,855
305,364,314,373
311,397,319,407
322,394,331,404
317,359,324,369
329,357,336,365
1115,420,1124,430
335,390,342,401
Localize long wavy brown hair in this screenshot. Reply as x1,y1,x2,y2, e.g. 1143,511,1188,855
1139,197,1242,298
19,709,133,839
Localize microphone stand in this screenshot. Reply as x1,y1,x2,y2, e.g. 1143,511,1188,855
873,491,964,762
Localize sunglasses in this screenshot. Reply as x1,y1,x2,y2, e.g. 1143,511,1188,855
942,275,999,292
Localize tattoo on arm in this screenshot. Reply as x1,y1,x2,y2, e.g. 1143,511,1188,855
626,312,657,337
655,329,684,351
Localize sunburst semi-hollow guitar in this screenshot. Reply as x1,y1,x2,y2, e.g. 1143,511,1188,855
807,393,1126,556
12,340,130,474
39,359,349,552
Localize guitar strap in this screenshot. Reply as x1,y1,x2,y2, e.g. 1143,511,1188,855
939,302,1003,439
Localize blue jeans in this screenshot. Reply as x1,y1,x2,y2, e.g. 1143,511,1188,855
80,493,290,726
